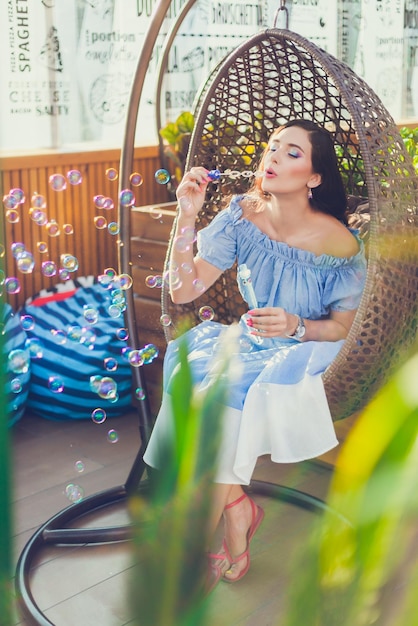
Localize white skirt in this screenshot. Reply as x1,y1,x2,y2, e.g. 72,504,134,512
143,320,339,485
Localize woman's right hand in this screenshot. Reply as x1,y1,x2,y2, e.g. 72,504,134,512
176,167,210,218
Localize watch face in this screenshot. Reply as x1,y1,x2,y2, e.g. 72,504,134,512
296,318,306,338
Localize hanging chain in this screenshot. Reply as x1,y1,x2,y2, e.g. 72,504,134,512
273,0,289,29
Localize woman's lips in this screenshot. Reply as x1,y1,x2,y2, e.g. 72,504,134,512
264,169,276,178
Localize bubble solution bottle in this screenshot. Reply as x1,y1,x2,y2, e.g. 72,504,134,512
237,264,258,309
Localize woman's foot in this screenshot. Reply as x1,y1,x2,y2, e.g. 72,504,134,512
222,493,264,582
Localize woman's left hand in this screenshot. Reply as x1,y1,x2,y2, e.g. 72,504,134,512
246,307,299,337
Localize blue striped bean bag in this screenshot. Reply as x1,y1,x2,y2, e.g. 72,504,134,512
3,303,31,426
20,280,134,420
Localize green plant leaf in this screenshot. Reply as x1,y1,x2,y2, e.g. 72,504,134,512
176,111,195,134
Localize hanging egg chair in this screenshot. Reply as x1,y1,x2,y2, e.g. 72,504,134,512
161,28,418,421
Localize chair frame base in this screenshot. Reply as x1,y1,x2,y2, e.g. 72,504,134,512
15,443,333,626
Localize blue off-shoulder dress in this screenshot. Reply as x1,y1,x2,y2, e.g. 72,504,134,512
144,196,367,485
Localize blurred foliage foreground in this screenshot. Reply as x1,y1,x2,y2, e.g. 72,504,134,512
128,325,418,626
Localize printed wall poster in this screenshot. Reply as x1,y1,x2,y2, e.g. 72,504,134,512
160,0,263,125
337,0,362,67
404,0,418,118
0,0,416,153
0,0,81,151
264,0,339,54
353,0,405,119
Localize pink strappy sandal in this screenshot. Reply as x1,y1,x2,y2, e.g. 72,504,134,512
222,493,264,583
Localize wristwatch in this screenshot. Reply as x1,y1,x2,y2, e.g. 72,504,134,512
287,315,306,341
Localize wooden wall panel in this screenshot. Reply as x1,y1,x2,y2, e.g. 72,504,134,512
0,147,169,309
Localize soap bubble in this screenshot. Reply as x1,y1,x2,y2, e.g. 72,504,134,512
118,273,133,290
181,262,193,274
20,314,35,331
97,377,118,400
51,329,67,344
160,314,172,327
128,350,144,367
94,216,107,229
102,197,114,210
83,306,99,324
31,193,46,209
116,328,129,341
41,261,57,277
104,267,117,279
65,483,84,503
154,275,163,288
48,376,65,393
81,327,96,349
135,387,146,400
174,235,190,253
180,226,197,243
119,189,135,207
141,344,159,364
149,206,163,219
63,223,74,234
104,357,118,372
3,194,18,210
59,268,71,281
108,222,120,235
6,210,20,223
199,305,215,321
67,169,83,185
67,325,83,342
5,277,20,294
107,429,119,444
46,220,60,237
37,242,48,254
165,269,182,290
26,337,43,359
11,378,23,393
75,460,85,473
31,210,48,225
10,188,25,204
129,172,143,186
105,167,118,181
60,254,79,272
8,349,30,374
108,304,122,318
145,275,157,288
11,242,26,259
49,173,67,191
154,169,171,185
93,194,106,208
193,278,206,293
17,252,33,273
91,407,107,424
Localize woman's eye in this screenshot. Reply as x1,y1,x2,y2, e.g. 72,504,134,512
268,145,277,152
288,150,301,158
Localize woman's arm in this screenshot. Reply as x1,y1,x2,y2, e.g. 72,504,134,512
247,307,357,341
169,167,223,304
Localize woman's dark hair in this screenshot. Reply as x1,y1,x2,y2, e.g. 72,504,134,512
250,119,348,224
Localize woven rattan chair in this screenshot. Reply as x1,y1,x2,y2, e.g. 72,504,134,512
161,29,418,422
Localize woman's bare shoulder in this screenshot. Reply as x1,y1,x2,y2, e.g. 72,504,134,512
319,215,360,258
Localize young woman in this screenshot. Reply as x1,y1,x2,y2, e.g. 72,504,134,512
144,119,367,587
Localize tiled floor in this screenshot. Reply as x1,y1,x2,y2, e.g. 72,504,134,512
10,409,336,626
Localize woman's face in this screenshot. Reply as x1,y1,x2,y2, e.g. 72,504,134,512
260,126,320,197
